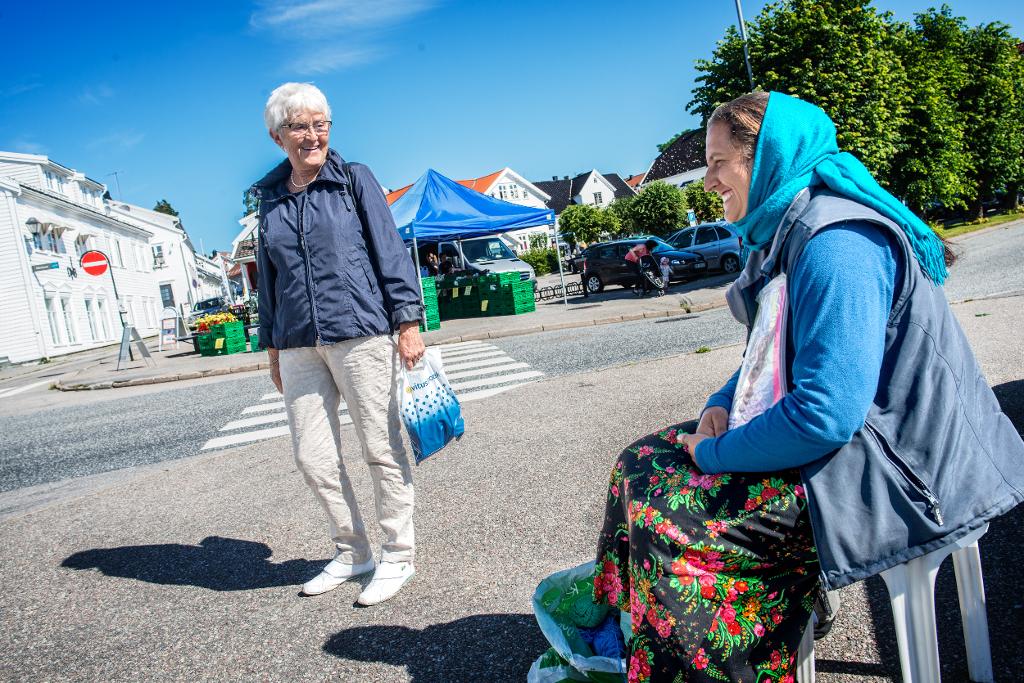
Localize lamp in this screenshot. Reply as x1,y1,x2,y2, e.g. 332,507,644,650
25,217,41,234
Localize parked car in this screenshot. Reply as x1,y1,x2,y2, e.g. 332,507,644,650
438,236,536,284
579,238,706,294
667,222,743,274
187,296,229,325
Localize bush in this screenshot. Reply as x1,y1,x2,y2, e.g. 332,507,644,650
519,248,554,276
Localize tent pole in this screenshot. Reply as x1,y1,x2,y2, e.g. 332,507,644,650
553,221,568,307
412,234,424,308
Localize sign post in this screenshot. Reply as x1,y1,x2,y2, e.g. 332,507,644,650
79,250,125,330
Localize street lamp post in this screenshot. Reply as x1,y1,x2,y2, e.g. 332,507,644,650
735,0,756,90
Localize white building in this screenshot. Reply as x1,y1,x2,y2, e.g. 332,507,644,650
0,151,222,364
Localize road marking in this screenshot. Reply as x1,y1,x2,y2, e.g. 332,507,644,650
0,380,50,398
203,341,543,451
445,362,529,381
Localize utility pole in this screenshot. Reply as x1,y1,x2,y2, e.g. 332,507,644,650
734,0,756,90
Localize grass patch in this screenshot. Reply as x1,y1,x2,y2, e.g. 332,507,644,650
937,211,1024,238
695,346,711,354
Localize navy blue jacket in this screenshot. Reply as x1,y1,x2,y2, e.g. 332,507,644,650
252,150,423,350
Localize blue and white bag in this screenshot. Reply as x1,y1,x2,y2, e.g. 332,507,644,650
399,348,465,463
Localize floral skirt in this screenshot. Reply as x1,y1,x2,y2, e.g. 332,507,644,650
593,421,819,683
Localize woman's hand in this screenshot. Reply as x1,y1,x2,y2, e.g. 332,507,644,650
397,322,426,370
697,406,729,437
677,432,710,461
268,348,283,394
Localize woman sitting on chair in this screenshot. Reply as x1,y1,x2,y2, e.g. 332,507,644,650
593,91,1024,682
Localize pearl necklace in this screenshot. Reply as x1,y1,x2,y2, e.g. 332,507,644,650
290,162,324,189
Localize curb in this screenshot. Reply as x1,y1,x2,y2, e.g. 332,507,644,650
55,298,729,391
55,361,273,392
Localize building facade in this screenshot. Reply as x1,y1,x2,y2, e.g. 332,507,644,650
0,152,222,364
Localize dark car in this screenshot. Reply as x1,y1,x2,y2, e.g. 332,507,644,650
580,238,706,294
667,222,743,274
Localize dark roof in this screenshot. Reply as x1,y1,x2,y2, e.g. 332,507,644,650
644,129,706,184
234,237,256,261
533,171,634,214
602,173,637,200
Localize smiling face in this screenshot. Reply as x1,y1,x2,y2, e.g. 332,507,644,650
704,121,753,222
268,108,330,177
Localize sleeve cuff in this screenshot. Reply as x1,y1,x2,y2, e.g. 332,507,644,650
391,304,425,330
703,394,732,415
694,439,723,474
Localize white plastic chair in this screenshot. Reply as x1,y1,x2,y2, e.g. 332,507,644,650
796,523,993,683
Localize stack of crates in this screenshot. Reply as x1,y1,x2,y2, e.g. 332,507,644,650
197,320,247,356
491,274,536,315
420,277,441,331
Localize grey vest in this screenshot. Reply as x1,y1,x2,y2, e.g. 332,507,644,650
728,188,1024,590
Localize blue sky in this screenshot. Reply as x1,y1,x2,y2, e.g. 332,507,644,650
3,0,1021,252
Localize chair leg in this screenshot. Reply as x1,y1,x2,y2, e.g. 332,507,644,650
952,542,994,683
796,614,815,683
880,555,945,683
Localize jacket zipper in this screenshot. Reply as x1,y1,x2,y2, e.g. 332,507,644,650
297,193,322,345
864,422,944,525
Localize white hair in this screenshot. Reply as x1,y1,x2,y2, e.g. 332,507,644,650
263,82,332,132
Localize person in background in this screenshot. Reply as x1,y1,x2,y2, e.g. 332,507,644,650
659,256,671,296
254,82,426,606
592,90,1024,681
625,239,659,297
426,252,440,276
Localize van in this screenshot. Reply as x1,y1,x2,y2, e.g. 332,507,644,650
437,236,536,284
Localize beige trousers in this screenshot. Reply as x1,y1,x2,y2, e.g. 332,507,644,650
280,335,414,564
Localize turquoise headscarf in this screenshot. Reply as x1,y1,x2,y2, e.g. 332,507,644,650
731,92,947,285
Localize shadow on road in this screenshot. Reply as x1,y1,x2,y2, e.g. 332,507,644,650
61,536,322,591
323,614,547,682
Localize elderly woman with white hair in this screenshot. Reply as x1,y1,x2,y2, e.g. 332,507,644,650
252,82,425,605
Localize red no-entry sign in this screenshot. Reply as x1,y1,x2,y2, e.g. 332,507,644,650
80,250,109,276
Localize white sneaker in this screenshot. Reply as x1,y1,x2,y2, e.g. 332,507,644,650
356,561,416,606
301,556,375,596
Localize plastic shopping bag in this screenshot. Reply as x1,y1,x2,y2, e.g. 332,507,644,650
398,348,464,463
729,273,788,430
528,561,630,683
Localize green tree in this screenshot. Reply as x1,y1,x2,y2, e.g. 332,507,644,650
958,21,1024,219
528,232,549,250
557,204,620,246
682,181,724,223
689,0,910,180
243,189,260,217
888,7,972,216
607,195,638,236
153,199,179,217
629,182,687,236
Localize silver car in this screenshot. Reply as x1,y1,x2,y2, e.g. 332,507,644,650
668,222,743,274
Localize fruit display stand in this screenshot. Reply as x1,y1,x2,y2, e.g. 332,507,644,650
196,319,248,356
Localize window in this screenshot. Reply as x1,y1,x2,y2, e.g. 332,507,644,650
695,227,718,245
23,235,33,256
123,296,134,326
60,295,77,343
75,236,90,259
112,239,124,267
159,283,175,309
715,226,733,241
83,298,99,341
676,229,695,247
124,243,136,270
44,294,64,345
97,297,113,339
153,244,166,269
593,192,603,204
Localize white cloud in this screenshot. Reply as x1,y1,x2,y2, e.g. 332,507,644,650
250,0,436,74
7,137,48,155
79,84,115,105
86,130,145,151
2,82,42,98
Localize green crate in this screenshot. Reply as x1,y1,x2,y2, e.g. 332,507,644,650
210,321,244,338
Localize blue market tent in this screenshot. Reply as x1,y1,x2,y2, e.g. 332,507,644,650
390,168,554,242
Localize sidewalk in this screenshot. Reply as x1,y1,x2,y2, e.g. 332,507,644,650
54,273,734,391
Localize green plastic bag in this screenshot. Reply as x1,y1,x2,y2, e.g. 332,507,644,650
528,561,629,683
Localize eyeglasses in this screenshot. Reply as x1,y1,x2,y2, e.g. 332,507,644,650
280,120,332,136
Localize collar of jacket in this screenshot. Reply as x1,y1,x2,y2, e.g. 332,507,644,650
250,148,350,203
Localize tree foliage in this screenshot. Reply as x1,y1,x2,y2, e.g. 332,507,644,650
628,182,687,236
687,0,1024,218
607,196,638,236
153,199,179,217
558,204,619,246
682,181,724,223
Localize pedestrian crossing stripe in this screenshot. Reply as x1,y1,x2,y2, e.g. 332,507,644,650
201,341,541,451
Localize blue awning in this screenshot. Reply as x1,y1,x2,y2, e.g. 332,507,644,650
390,169,554,243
